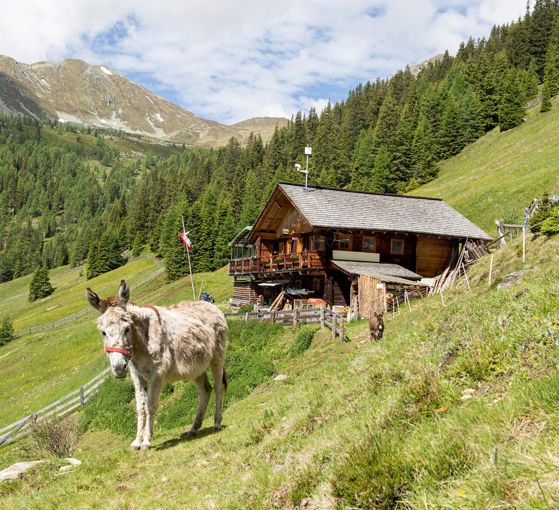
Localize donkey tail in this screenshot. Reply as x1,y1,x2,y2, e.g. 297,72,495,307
222,368,228,392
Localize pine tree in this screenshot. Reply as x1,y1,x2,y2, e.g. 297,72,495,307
350,129,375,190
528,0,556,79
438,97,465,159
499,69,526,131
0,316,15,346
541,14,559,112
28,266,55,301
86,231,126,279
160,203,190,282
523,58,540,100
239,170,261,226
370,146,392,192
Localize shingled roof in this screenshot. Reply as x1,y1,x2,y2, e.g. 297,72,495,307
276,183,492,241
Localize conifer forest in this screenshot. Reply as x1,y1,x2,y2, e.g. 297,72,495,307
1,0,559,283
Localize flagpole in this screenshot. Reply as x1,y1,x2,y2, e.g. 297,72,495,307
181,216,196,300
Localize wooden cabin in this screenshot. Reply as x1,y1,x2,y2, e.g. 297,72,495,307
229,183,492,316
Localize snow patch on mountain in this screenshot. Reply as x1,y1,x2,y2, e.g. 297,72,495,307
100,66,113,76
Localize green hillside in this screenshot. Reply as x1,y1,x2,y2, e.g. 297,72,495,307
1,233,558,509
411,96,559,234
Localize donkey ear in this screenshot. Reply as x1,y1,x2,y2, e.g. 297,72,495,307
86,288,107,313
118,280,130,306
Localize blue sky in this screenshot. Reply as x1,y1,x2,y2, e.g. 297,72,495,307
0,0,526,124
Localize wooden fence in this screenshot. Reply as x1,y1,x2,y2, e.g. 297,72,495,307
225,306,347,341
0,367,111,447
14,267,165,338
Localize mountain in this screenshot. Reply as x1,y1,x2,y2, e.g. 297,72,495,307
0,55,287,147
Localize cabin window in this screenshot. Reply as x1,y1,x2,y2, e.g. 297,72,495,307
391,238,404,255
335,234,352,251
312,277,322,291
362,236,376,252
311,234,325,251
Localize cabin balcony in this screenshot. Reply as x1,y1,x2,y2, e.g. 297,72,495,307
228,251,323,276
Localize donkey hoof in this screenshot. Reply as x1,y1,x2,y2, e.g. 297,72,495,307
213,424,222,432
130,441,141,451
140,442,151,451
186,429,198,438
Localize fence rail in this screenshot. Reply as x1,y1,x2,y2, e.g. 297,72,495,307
14,267,165,338
225,306,346,341
0,367,111,447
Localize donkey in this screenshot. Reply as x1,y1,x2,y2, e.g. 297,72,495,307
86,280,227,450
369,311,384,341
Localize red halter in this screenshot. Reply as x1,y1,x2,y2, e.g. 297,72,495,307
104,345,132,358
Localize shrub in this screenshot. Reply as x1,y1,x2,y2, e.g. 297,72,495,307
529,193,556,233
30,415,80,458
540,208,559,237
0,316,15,346
290,325,319,357
238,303,254,314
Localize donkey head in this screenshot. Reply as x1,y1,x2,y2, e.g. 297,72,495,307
86,280,133,378
376,312,384,333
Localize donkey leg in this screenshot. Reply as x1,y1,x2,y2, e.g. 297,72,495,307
210,358,226,431
187,373,212,437
130,367,148,450
142,376,162,450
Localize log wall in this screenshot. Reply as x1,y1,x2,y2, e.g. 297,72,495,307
415,237,455,277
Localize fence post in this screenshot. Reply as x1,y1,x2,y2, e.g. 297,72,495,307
293,308,299,327
245,312,249,323
320,307,325,329
271,310,276,323
79,386,85,406
332,314,337,340
340,319,345,342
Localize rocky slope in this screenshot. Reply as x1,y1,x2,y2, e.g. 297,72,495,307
0,55,287,146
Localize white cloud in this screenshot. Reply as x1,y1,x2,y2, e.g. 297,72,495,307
0,0,526,123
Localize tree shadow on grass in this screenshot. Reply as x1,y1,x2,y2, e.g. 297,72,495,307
155,425,227,451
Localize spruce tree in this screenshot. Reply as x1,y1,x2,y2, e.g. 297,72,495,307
0,316,15,346
439,97,465,159
370,146,392,192
28,266,55,301
239,170,261,226
350,129,375,190
160,203,189,282
499,69,526,131
541,14,559,112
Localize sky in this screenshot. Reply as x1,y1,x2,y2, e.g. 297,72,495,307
0,0,526,124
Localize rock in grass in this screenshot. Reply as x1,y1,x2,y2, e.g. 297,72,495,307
273,374,289,381
65,457,82,466
0,461,44,482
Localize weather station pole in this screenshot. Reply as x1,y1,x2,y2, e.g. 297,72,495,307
294,146,312,191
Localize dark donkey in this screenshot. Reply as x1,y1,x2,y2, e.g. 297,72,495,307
369,311,385,340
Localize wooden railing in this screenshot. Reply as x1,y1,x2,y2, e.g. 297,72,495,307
228,251,322,276
225,306,346,341
0,368,111,447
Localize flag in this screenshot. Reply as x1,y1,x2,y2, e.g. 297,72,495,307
179,231,192,252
